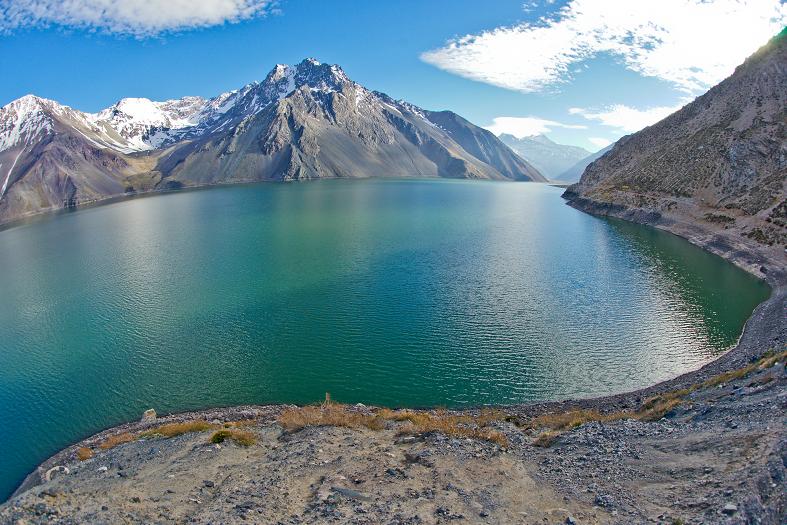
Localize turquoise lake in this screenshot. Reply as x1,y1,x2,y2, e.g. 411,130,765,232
0,179,770,500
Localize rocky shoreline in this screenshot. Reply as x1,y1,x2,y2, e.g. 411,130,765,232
1,194,785,524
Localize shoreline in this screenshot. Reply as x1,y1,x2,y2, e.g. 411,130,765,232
3,187,784,518
7,192,785,503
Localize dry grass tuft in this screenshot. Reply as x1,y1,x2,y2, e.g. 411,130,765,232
277,399,509,447
99,432,136,450
522,348,787,441
635,396,683,421
702,348,786,388
476,408,510,426
209,429,256,447
278,403,385,432
222,419,258,428
703,366,756,388
532,430,562,448
380,408,509,448
76,447,94,461
525,409,607,431
139,420,216,439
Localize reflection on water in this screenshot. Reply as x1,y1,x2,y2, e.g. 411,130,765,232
0,179,770,500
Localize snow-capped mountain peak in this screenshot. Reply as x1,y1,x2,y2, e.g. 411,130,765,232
0,58,363,155
291,58,351,92
0,94,56,152
0,59,456,157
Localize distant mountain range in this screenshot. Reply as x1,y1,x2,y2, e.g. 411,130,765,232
0,59,545,225
498,134,590,181
557,144,613,182
565,29,786,279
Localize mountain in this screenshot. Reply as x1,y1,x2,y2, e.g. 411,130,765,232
557,144,614,182
0,59,545,225
564,30,786,280
498,134,589,180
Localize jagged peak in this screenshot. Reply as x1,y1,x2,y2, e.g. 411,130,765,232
0,94,56,153
260,58,352,93
2,94,58,113
265,64,293,83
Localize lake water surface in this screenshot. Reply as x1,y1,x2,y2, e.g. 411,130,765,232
0,179,770,499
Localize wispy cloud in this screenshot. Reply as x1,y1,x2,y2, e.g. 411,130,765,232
569,103,685,133
484,116,586,138
0,0,275,36
421,0,786,93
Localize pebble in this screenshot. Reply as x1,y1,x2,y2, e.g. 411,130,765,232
722,503,737,515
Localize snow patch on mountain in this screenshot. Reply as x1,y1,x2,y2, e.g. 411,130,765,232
0,58,451,158
1,149,24,199
0,95,55,152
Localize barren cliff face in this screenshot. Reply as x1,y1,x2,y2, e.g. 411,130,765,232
567,30,787,252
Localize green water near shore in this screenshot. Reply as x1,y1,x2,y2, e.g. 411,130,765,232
0,179,770,500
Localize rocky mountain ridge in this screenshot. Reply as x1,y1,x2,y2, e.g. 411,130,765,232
0,59,545,225
564,29,786,280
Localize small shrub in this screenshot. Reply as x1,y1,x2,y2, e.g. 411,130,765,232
209,429,256,447
99,432,135,450
703,213,735,224
745,228,773,245
76,447,94,461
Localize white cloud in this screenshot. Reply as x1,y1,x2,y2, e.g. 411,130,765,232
571,103,685,133
588,137,612,149
0,0,274,36
484,116,586,138
421,0,787,93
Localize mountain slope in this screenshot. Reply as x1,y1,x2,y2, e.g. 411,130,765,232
0,59,544,225
564,30,787,280
557,144,613,182
499,134,589,180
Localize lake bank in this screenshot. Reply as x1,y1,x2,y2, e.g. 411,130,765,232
0,180,769,502
3,336,785,524
2,241,784,525
1,180,784,523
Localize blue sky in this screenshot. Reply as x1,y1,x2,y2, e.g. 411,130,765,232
0,0,784,151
